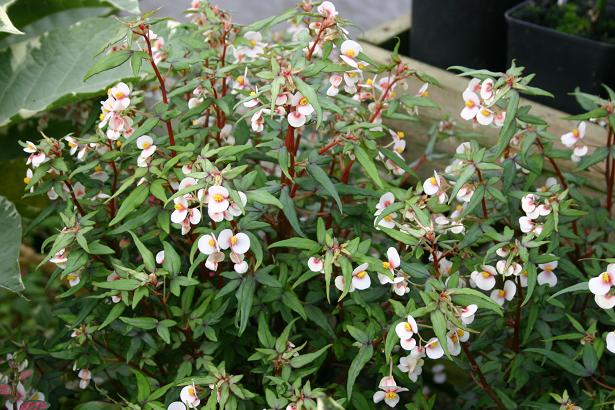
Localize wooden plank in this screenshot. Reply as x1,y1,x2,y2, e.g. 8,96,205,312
359,41,608,188
360,13,411,45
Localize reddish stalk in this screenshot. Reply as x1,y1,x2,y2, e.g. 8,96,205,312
141,28,176,153
341,159,354,184
607,126,614,212
63,181,86,217
369,74,400,123
512,275,524,353
306,21,326,61
475,165,489,219
461,343,506,410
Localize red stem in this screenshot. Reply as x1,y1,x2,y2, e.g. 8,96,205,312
142,29,176,154
475,165,489,219
63,181,86,217
306,21,326,61
461,343,506,410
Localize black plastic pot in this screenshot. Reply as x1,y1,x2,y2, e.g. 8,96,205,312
410,0,523,72
506,1,615,113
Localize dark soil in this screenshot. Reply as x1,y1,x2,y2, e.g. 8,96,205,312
513,0,615,43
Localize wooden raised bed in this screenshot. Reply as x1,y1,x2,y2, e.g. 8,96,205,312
359,19,607,188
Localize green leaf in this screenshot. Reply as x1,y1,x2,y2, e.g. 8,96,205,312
0,17,133,126
450,287,503,315
293,75,322,127
109,183,149,226
289,344,331,368
430,310,450,357
354,145,383,189
279,187,305,237
132,369,150,402
236,276,256,335
548,282,588,300
0,196,23,292
448,165,475,204
162,241,181,275
524,348,591,377
84,49,131,80
128,231,155,273
99,303,125,330
120,316,158,330
399,95,439,109
94,279,141,291
282,291,306,319
347,344,373,400
247,189,283,209
0,0,23,35
269,237,319,250
307,164,342,213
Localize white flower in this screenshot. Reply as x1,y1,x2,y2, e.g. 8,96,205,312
589,264,615,296
109,82,131,110
425,337,444,359
395,315,418,350
327,74,343,96
476,106,494,126
180,384,200,408
519,216,543,235
317,1,338,18
376,192,395,212
490,280,517,306
373,376,408,408
50,248,68,269
208,185,230,214
470,265,497,291
480,78,494,101
218,229,251,255
351,262,371,290
250,108,270,132
537,260,558,287
460,304,477,324
137,135,156,158
595,293,615,309
561,121,586,147
308,256,324,273
496,260,522,277
168,402,187,410
460,89,480,121
78,369,92,389
398,349,425,382
606,331,615,354
171,197,190,223
417,82,429,97
340,40,363,68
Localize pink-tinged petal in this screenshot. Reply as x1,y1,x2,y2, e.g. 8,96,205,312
373,391,385,404
476,107,494,125
560,132,577,147
387,247,400,268
425,338,444,359
189,208,201,224
423,177,439,195
352,273,371,290
573,145,588,157
490,289,505,306
471,270,496,291
171,209,187,224
334,275,346,291
589,275,612,296
400,337,416,351
578,121,586,138
395,322,413,340
217,229,234,250
606,331,615,353
308,257,324,272
136,135,153,149
340,54,359,68
384,392,400,407
288,111,306,128
595,294,615,309
607,264,615,275
326,85,339,97
460,106,479,121
537,270,557,287
504,280,517,300
167,402,187,410
480,78,494,100
234,261,249,273
231,232,251,254
155,251,165,264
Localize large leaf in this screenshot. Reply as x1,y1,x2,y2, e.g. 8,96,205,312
0,0,23,35
0,16,133,126
0,195,23,292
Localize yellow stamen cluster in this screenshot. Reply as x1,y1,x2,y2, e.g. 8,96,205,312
23,176,31,184
208,238,216,247
213,193,225,202
429,177,437,185
230,235,238,245
382,261,391,269
498,289,506,297
396,131,405,139
481,271,491,278
345,50,356,58
602,272,611,283
356,271,367,279
465,100,475,108
480,108,490,116
385,391,397,399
